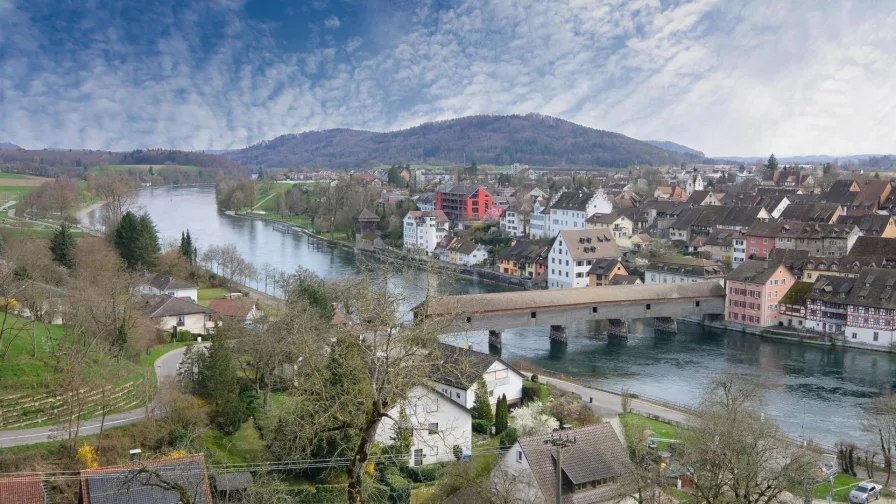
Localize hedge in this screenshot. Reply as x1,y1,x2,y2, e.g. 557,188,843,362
522,380,550,403
472,419,491,435
499,427,519,448
405,463,444,483
383,473,411,504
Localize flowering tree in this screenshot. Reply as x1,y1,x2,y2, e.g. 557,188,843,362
512,401,558,437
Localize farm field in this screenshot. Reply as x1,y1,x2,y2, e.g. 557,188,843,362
0,173,51,201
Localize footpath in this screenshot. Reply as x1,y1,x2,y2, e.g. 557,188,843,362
0,344,205,448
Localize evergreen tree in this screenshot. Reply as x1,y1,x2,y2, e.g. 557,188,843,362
495,394,509,434
136,213,161,269
471,376,493,423
197,329,247,434
179,229,195,264
148,166,154,176
114,322,128,362
49,221,77,269
115,211,161,270
766,153,779,174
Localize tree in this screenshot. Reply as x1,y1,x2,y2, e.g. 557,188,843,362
494,394,509,434
864,392,896,485
196,326,247,435
512,402,558,437
472,376,494,423
179,229,196,265
114,322,128,362
766,154,779,174
114,211,160,270
49,221,77,269
682,374,814,504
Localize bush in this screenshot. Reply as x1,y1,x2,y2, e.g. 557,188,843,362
472,419,491,435
405,463,444,483
499,427,519,448
452,444,463,461
531,373,539,383
383,473,411,504
522,380,549,404
176,329,197,342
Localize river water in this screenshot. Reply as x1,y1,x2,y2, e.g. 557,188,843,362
128,185,892,447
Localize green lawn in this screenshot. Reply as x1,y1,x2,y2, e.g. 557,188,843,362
198,287,228,306
0,172,31,180
0,185,36,201
264,213,314,229
813,473,863,502
203,421,269,464
0,314,68,393
618,413,683,445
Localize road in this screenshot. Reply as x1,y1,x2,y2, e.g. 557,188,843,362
0,344,204,448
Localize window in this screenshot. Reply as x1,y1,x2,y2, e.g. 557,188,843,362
429,398,439,412
466,317,471,324
489,389,494,397
646,303,651,310
517,450,523,463
455,392,460,399
428,423,438,434
530,311,537,319
431,446,439,456
576,272,584,278
566,260,569,266
763,238,769,244
874,332,879,342
177,315,185,323
566,272,569,277
852,332,858,339
592,306,598,313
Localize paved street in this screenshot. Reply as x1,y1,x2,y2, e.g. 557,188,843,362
0,344,204,448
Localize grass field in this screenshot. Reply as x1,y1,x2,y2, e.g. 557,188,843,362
813,473,863,501
618,413,683,445
0,173,32,180
203,421,269,464
90,164,199,174
198,287,228,306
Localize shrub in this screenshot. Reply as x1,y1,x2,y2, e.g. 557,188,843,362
522,380,549,404
531,373,539,383
405,463,444,483
452,444,463,461
472,419,491,435
176,330,196,342
383,473,411,504
499,427,519,448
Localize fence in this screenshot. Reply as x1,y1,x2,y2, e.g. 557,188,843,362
0,379,146,429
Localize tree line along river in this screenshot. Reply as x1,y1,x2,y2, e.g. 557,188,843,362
97,185,896,448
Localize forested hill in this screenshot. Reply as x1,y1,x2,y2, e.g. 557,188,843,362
227,114,701,169
645,140,705,158
0,142,22,150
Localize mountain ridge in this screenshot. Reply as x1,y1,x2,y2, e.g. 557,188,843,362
0,142,23,150
645,140,705,158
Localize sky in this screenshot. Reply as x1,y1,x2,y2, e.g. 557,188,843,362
0,0,894,157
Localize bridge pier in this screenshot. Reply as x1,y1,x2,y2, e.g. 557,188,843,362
607,319,628,341
488,330,502,348
549,325,567,343
654,317,677,336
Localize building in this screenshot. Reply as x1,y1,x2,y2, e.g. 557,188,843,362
691,228,736,264
654,185,688,200
352,208,380,248
585,212,634,241
414,193,436,211
588,258,629,287
548,229,621,289
430,343,526,408
141,295,214,335
668,207,705,243
773,222,860,257
434,236,489,266
844,268,896,347
498,422,632,504
805,275,855,334
686,190,721,206
436,185,494,221
501,197,537,237
725,260,796,327
403,210,450,254
79,454,213,504
609,275,642,286
836,214,896,238
139,274,199,303
779,203,842,224
644,255,725,286
209,298,263,325
528,198,551,239
548,190,612,233
499,240,550,278
779,281,812,328
0,475,46,504
374,385,472,467
737,221,788,263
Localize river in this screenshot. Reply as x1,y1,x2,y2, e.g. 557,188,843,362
123,185,891,448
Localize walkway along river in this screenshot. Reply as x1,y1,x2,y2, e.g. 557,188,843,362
98,185,896,448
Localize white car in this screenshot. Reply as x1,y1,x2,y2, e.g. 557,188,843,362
848,483,882,504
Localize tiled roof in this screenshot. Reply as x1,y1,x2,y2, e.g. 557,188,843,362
518,423,632,504
585,213,624,225
779,281,813,305
500,240,550,262
777,221,858,239
846,268,896,310
430,343,522,390
719,206,766,228
145,274,197,292
780,203,841,223
552,191,596,212
354,208,379,221
686,190,712,205
645,255,725,278
822,180,860,205
726,259,786,285
444,185,484,196
80,454,213,504
407,210,450,223
835,214,893,237
0,475,45,504
212,472,253,492
587,258,623,276
557,229,620,261
808,275,857,304
208,299,256,318
609,275,641,285
744,221,788,238
700,228,737,247
849,236,896,258
670,207,704,230
141,295,213,318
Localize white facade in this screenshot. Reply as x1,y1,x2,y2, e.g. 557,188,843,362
154,313,213,335
495,443,547,504
458,247,489,266
433,361,525,410
547,234,614,290
733,237,747,265
548,191,612,234
529,201,549,239
768,196,790,219
510,163,529,176
845,326,896,348
403,213,449,254
375,386,472,466
501,210,525,237
644,269,725,286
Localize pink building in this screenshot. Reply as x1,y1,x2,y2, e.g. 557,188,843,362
725,259,796,327
741,221,784,259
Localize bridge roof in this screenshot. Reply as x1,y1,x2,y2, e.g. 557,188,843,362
423,281,725,316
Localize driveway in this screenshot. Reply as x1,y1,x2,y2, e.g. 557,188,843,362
0,344,205,448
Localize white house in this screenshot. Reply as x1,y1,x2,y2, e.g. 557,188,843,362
548,229,621,289
497,422,631,504
431,343,526,409
414,193,436,211
139,274,199,303
434,237,490,266
403,210,450,255
375,386,472,467
528,199,550,239
548,190,612,234
644,255,726,286
141,295,214,335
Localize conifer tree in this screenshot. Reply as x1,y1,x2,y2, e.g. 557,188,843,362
471,376,493,423
197,328,246,434
114,211,161,270
495,394,509,434
49,221,76,269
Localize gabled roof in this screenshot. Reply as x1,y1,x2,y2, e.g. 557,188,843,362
855,180,891,206
608,275,641,285
780,203,841,223
354,208,380,221
556,229,620,261
645,255,725,278
822,180,860,205
585,212,625,225
779,281,813,306
744,221,788,238
500,240,550,262
406,210,449,223
670,207,704,230
518,422,632,504
719,206,766,228
430,343,524,390
551,191,596,212
0,475,45,504
725,259,787,285
769,249,811,273
686,190,712,205
80,454,213,504
836,214,894,237
208,298,257,318
692,205,731,228
144,273,197,292
848,236,896,259
141,295,213,318
777,221,858,239
701,228,737,247
808,275,857,304
846,268,896,309
587,257,623,276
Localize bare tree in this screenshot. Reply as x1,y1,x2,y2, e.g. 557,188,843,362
90,170,137,227
261,263,276,295
864,392,896,485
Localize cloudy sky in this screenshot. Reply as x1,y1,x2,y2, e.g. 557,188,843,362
1,0,894,157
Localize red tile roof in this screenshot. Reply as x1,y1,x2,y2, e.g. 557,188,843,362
0,475,44,504
208,298,256,318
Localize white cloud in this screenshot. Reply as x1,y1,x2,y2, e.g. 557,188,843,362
0,0,895,156
324,15,341,29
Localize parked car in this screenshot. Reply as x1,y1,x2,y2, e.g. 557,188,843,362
849,483,882,504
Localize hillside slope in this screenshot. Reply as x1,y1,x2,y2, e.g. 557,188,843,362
0,142,22,150
645,140,705,158
227,114,699,169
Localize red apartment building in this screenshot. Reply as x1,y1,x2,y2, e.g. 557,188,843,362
725,259,797,327
435,185,493,221
741,221,785,259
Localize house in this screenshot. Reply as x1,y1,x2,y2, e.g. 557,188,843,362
773,222,860,257
548,229,621,289
805,275,855,335
142,295,214,335
498,422,632,504
375,385,472,467
608,275,642,286
499,240,550,278
436,185,494,221
644,256,725,286
692,228,736,264
139,274,199,302
501,197,536,237
0,474,46,504
851,180,893,213
779,203,842,224
548,190,613,233
844,268,896,347
736,221,788,263
822,180,861,206
212,472,253,502
615,207,653,234
836,214,896,238
403,210,450,255
511,184,547,201
79,454,213,504
13,280,69,324
654,185,687,200
434,236,489,266
430,342,526,408
778,281,813,329
717,206,771,231
415,193,436,211
639,200,690,239
588,258,629,287
725,260,796,327
208,298,263,325
686,190,720,206
668,207,705,243
528,198,551,239
585,213,633,241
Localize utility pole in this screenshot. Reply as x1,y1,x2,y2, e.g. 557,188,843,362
545,431,577,504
